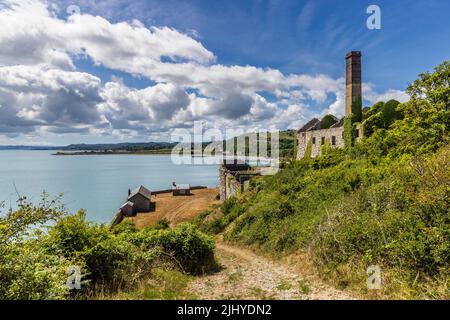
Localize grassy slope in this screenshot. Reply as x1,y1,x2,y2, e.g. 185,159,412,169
195,61,450,299
217,147,449,299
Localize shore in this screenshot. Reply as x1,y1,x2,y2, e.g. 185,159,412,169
54,149,173,156
53,150,212,156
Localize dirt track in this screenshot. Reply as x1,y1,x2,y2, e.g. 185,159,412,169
187,238,355,300
126,190,353,300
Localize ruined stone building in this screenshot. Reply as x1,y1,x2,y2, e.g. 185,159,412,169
219,161,254,201
218,51,365,200
296,51,363,159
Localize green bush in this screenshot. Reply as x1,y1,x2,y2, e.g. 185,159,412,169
362,61,449,158
43,211,156,293
133,224,217,275
46,211,109,256
0,200,217,299
0,196,74,300
112,220,138,234
154,218,171,230
363,100,401,137
0,239,75,300
312,148,449,297
321,115,338,129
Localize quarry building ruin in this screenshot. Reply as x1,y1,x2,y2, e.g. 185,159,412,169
219,51,364,200
296,51,363,159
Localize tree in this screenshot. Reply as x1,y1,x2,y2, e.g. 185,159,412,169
362,60,450,157
407,61,450,111
388,61,450,156
0,195,74,300
363,100,401,137
320,115,338,129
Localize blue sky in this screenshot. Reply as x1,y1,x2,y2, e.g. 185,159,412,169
70,0,450,91
0,0,449,145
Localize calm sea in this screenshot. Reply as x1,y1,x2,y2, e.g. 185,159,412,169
0,150,219,223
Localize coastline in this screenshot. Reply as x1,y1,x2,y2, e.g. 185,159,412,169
53,149,174,156
53,150,211,157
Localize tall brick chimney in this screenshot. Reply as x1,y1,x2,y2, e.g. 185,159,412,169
345,51,362,118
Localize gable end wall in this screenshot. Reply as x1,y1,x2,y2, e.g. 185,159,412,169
296,127,345,159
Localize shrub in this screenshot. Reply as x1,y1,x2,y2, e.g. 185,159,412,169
1,200,217,299
44,211,156,293
363,100,401,137
112,220,138,234
46,211,109,256
0,240,75,300
132,224,217,275
312,148,450,298
0,196,74,300
321,115,338,129
154,218,171,230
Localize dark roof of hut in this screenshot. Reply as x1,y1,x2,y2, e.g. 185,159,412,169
128,185,152,200
120,201,134,209
298,116,345,132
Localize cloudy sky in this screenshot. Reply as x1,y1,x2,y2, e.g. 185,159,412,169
0,0,449,145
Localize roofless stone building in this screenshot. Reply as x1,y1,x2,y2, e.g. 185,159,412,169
296,51,363,159
218,51,364,201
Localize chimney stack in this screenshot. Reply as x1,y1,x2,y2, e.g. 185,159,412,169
345,51,362,120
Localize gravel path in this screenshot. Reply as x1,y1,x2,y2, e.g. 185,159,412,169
187,241,354,300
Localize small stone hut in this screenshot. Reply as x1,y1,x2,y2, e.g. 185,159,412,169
172,182,191,196
126,185,153,213
120,201,135,217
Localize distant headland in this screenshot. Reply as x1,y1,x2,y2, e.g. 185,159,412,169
0,142,177,154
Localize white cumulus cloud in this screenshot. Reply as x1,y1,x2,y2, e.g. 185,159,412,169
0,0,410,142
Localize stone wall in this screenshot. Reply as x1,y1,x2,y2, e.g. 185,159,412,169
296,123,365,160
219,165,227,200
219,168,246,201
296,51,363,161
219,163,253,201
296,126,345,159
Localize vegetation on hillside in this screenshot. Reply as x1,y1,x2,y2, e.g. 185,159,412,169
63,142,177,152
196,61,450,299
223,130,296,160
0,200,216,300
1,61,448,301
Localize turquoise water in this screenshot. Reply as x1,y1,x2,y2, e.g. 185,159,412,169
0,151,219,223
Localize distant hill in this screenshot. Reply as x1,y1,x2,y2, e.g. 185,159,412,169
0,145,64,150
63,142,177,151
1,131,296,155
